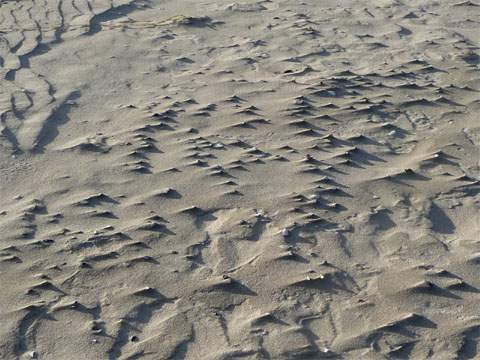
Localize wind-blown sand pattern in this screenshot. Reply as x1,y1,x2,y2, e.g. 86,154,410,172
0,0,479,358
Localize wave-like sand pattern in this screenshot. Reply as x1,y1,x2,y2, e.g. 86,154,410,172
0,0,479,359
0,0,141,152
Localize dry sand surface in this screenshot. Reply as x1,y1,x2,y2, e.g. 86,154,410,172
1,0,480,358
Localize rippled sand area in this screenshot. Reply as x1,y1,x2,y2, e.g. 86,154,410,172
1,0,479,359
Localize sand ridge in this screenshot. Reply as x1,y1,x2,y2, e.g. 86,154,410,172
0,0,480,359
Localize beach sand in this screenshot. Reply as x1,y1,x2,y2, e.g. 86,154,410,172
0,0,479,358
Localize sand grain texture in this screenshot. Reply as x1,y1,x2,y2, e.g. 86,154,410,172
1,0,480,359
